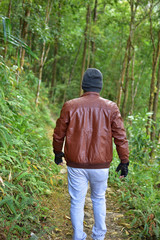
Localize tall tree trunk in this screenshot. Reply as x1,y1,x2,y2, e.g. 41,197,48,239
148,32,160,112
63,40,83,103
90,0,98,68
79,4,91,96
87,27,91,68
130,48,136,116
35,42,45,106
121,42,132,118
117,0,138,108
20,4,30,69
35,42,50,105
35,0,51,106
28,31,32,49
7,0,12,18
50,1,61,100
151,59,160,141
50,37,58,99
4,0,12,59
147,30,160,135
19,0,25,37
117,36,131,108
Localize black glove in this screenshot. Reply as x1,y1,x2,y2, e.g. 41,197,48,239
54,152,64,165
116,162,129,177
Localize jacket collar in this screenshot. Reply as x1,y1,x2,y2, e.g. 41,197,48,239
81,92,100,97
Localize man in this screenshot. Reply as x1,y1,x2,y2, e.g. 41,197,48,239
53,68,129,240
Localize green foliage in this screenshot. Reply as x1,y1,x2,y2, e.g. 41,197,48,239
109,114,160,239
0,16,38,60
0,63,58,238
127,114,160,162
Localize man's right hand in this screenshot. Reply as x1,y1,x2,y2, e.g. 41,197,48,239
54,152,65,165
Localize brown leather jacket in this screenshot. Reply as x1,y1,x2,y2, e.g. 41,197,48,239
53,92,129,169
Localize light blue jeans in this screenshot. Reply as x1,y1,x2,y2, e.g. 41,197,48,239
67,167,109,240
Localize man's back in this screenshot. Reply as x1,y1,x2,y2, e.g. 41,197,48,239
53,91,129,168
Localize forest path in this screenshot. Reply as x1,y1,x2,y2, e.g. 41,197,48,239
41,126,131,240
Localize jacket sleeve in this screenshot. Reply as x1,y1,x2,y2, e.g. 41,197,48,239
53,102,69,153
111,104,129,163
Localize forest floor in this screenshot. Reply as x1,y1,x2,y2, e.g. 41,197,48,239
36,127,133,240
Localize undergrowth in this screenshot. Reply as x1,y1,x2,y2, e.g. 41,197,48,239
0,62,59,239
109,114,160,239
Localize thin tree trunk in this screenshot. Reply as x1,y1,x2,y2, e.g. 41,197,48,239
35,0,51,106
121,1,136,117
19,0,25,37
151,59,160,141
130,48,136,116
86,0,92,68
148,32,160,113
50,1,61,100
117,36,131,108
28,31,32,49
148,32,160,112
20,5,30,69
35,42,50,105
7,0,12,18
117,0,138,108
50,37,58,99
69,40,83,86
130,60,146,118
147,2,160,135
35,42,45,106
16,0,25,83
4,0,12,59
90,0,98,68
63,40,83,103
147,30,160,135
79,4,91,96
87,29,91,68
121,42,132,118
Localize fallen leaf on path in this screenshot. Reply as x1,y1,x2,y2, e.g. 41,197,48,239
114,214,124,221
111,231,118,235
66,232,72,236
54,227,62,233
107,187,112,192
64,215,71,220
119,222,131,228
125,230,130,235
116,214,124,218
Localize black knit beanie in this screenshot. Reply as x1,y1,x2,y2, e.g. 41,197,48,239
82,68,103,93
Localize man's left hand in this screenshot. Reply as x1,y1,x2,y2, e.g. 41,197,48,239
116,162,129,178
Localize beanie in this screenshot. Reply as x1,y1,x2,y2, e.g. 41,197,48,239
82,68,103,93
